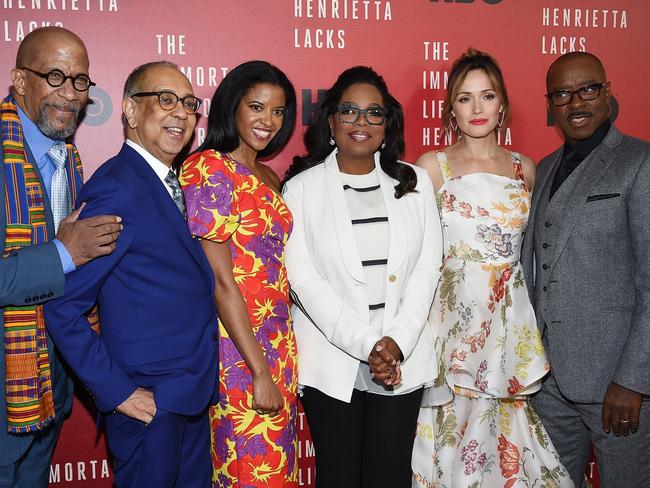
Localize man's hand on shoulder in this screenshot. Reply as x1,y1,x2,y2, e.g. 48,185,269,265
56,203,122,267
116,387,156,424
602,381,643,436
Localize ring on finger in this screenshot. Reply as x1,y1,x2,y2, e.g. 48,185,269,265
621,419,630,424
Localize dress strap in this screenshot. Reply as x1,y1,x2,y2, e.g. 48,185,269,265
436,151,453,183
511,152,525,182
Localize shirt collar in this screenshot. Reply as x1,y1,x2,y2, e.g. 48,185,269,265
16,103,58,161
564,118,611,162
125,139,172,182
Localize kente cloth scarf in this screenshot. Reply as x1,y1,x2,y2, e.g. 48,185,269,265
1,95,87,432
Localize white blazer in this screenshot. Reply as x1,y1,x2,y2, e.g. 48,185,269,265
283,150,443,402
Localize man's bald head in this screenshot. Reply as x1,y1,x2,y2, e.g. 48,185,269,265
546,51,606,91
11,26,91,140
16,27,87,69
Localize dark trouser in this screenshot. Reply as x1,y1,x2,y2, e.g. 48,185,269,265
300,386,423,488
104,407,210,488
0,411,66,488
531,372,650,488
0,344,73,488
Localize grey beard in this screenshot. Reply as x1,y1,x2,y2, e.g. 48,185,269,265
36,103,81,139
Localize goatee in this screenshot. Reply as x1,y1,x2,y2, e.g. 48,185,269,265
37,102,81,139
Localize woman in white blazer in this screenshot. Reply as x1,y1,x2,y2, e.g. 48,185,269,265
282,67,443,488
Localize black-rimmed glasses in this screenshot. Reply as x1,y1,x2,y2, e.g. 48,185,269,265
132,91,202,114
336,104,386,125
20,66,95,92
546,82,609,107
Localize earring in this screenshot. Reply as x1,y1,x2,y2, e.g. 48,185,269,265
329,137,335,146
381,141,386,150
497,111,505,128
450,116,458,132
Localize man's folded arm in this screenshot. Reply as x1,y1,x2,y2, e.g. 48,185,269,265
44,175,137,412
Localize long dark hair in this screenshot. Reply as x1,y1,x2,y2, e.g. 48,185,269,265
284,66,416,198
196,60,297,159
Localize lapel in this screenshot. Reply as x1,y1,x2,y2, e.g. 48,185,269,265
120,144,208,275
549,126,622,269
324,150,365,283
376,155,406,275
530,147,562,231
23,140,56,238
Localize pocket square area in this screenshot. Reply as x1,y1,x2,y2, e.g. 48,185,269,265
586,193,620,202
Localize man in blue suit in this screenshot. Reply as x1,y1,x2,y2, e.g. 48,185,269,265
44,61,219,488
1,27,121,487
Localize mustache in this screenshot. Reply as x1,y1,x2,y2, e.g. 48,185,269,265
43,101,82,116
567,110,592,120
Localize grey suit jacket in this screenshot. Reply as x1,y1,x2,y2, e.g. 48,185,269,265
0,138,73,466
522,125,650,403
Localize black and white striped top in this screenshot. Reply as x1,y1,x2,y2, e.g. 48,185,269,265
340,169,396,395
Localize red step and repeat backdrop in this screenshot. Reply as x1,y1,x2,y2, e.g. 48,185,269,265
2,1,649,486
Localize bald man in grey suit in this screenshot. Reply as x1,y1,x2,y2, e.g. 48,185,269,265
522,52,650,488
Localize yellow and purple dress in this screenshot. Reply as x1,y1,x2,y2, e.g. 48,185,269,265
180,150,298,488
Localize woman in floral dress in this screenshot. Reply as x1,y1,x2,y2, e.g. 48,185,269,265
411,49,573,488
179,61,298,487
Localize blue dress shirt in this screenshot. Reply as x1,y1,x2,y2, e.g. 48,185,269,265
16,105,76,274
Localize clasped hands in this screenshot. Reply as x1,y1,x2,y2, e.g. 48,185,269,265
369,336,403,386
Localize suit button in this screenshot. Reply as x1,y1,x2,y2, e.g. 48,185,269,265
211,333,218,341
40,294,46,300
542,264,549,270
388,274,397,282
544,221,551,227
543,286,547,292
542,243,549,249
25,298,32,304
47,292,54,297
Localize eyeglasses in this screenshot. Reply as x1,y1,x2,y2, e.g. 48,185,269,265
131,91,202,114
20,66,95,92
336,104,386,125
546,82,609,107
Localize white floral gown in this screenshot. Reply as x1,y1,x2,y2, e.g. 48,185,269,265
412,152,573,488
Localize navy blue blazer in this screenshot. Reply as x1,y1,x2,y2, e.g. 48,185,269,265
44,143,219,416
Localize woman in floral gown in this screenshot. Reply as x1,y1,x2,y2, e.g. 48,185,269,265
179,61,298,487
411,49,573,488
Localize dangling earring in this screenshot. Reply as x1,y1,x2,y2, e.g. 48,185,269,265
381,141,386,150
497,111,505,129
450,115,458,132
329,136,335,146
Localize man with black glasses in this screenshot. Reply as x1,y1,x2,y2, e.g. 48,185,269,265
522,51,650,487
45,61,218,488
0,27,121,487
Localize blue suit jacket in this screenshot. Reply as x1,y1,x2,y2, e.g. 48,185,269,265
0,139,76,466
44,143,219,416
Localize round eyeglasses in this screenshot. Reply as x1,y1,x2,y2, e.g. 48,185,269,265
546,82,609,107
20,66,95,92
132,91,202,115
336,104,386,125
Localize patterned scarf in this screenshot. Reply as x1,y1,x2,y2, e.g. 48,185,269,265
1,95,85,433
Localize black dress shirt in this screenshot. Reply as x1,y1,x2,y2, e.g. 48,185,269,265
549,119,611,199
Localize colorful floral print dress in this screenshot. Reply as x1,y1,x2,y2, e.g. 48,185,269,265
411,152,572,488
180,150,298,488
